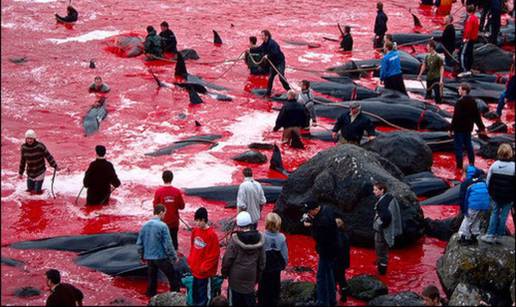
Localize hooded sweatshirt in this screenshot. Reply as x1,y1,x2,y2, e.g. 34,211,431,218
487,159,515,204
221,230,265,294
188,226,220,279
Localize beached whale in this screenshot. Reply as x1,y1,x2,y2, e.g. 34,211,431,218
145,135,221,157
328,50,422,76
403,171,450,198
420,184,461,206
83,100,107,136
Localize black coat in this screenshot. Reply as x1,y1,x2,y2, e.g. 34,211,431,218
374,194,393,229
332,111,375,142
159,29,178,53
311,205,339,259
340,34,353,51
336,230,350,269
274,100,308,131
441,24,456,55
250,38,285,66
46,283,83,306
374,10,388,36
450,95,485,133
83,159,121,205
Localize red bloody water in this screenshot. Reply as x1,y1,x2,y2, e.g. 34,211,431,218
1,0,514,305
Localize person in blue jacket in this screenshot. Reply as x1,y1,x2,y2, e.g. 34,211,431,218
457,165,490,245
250,30,291,96
379,41,407,95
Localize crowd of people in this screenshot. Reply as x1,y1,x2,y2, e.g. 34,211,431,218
14,0,516,306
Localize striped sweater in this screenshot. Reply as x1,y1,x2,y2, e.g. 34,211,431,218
19,141,57,178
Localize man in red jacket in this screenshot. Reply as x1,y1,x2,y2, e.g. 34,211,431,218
153,170,185,251
187,207,220,306
459,5,479,76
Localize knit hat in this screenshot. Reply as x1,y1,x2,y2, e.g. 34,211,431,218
95,145,106,157
303,200,319,212
25,129,36,139
194,207,208,222
236,211,252,227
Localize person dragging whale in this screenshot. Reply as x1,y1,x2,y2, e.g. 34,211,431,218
55,6,78,23
19,129,58,195
83,145,121,205
250,30,291,96
331,101,376,145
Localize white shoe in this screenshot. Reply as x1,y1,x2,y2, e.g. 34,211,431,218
458,71,472,78
479,234,496,243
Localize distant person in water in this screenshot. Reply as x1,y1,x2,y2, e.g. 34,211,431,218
159,21,178,54
83,145,121,205
144,26,163,59
55,6,78,23
373,1,388,49
250,30,291,96
19,129,58,195
88,76,110,94
45,269,84,306
245,36,269,75
339,25,353,51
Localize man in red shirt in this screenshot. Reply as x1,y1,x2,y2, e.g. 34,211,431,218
153,170,185,251
459,5,479,76
187,207,220,306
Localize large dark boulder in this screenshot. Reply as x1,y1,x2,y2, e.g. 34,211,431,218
348,274,388,301
448,283,493,306
274,145,425,247
437,234,515,304
232,151,267,164
279,280,316,306
368,291,424,306
363,132,433,175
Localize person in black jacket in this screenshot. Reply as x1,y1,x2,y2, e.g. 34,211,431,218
55,6,78,23
303,201,338,306
159,21,178,54
332,102,376,145
372,182,393,275
373,2,388,49
449,83,487,170
83,145,121,205
273,90,308,147
441,15,456,67
339,25,353,51
489,0,502,45
250,30,291,96
45,269,83,306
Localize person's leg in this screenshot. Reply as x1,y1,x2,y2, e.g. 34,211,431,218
465,41,474,72
496,90,506,117
425,79,434,99
26,178,35,192
458,214,473,240
496,203,512,236
277,62,290,91
375,232,388,274
491,19,501,45
470,210,482,238
453,133,465,169
193,277,209,306
316,257,329,305
169,227,179,252
244,292,256,307
397,74,408,95
146,260,159,297
487,202,501,236
34,180,44,194
267,69,278,96
156,259,180,292
464,132,475,166
272,270,281,306
258,271,271,306
433,78,442,103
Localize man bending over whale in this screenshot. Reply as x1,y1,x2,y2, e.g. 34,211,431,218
55,6,78,23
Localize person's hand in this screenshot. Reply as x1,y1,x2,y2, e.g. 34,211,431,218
331,132,338,140
416,75,422,81
263,55,267,59
303,221,312,227
312,121,318,127
54,166,60,171
368,135,376,140
448,131,453,138
140,258,146,265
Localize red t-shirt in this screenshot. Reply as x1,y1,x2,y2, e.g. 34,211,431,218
463,13,479,41
153,185,185,229
187,227,220,279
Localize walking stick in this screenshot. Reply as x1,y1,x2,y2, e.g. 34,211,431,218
179,216,192,231
75,186,84,205
50,168,57,199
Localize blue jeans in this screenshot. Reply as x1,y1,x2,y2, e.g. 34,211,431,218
453,132,474,169
496,90,506,117
192,277,210,306
486,201,512,236
27,178,44,193
316,256,336,306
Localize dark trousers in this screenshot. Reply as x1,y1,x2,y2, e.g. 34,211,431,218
258,270,281,306
374,35,384,49
444,48,455,67
479,7,489,31
453,131,475,169
384,74,407,95
316,256,336,306
146,259,180,297
490,18,501,45
266,62,290,95
426,78,442,103
27,178,44,193
229,288,256,306
460,41,475,72
375,231,389,269
193,277,210,306
168,227,179,252
333,264,348,291
496,90,506,116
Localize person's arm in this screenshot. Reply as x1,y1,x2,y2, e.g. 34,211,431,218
221,239,236,278
332,114,344,139
236,184,247,210
199,232,220,276
136,228,144,260
83,163,92,188
72,286,84,307
417,60,427,80
337,23,345,37
153,189,160,206
280,234,289,265
43,145,58,169
273,107,286,131
486,164,494,187
19,147,26,177
379,55,387,81
110,164,121,188
439,58,444,84
176,191,186,210
374,14,381,36
378,200,392,228
101,84,110,93
259,184,266,206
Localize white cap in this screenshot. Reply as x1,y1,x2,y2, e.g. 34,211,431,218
25,129,36,139
236,211,252,227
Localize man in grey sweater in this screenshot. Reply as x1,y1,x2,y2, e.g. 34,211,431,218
237,168,266,230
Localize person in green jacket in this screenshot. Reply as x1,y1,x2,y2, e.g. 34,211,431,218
144,26,163,59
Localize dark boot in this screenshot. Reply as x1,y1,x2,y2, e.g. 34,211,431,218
378,264,387,275
340,287,349,302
